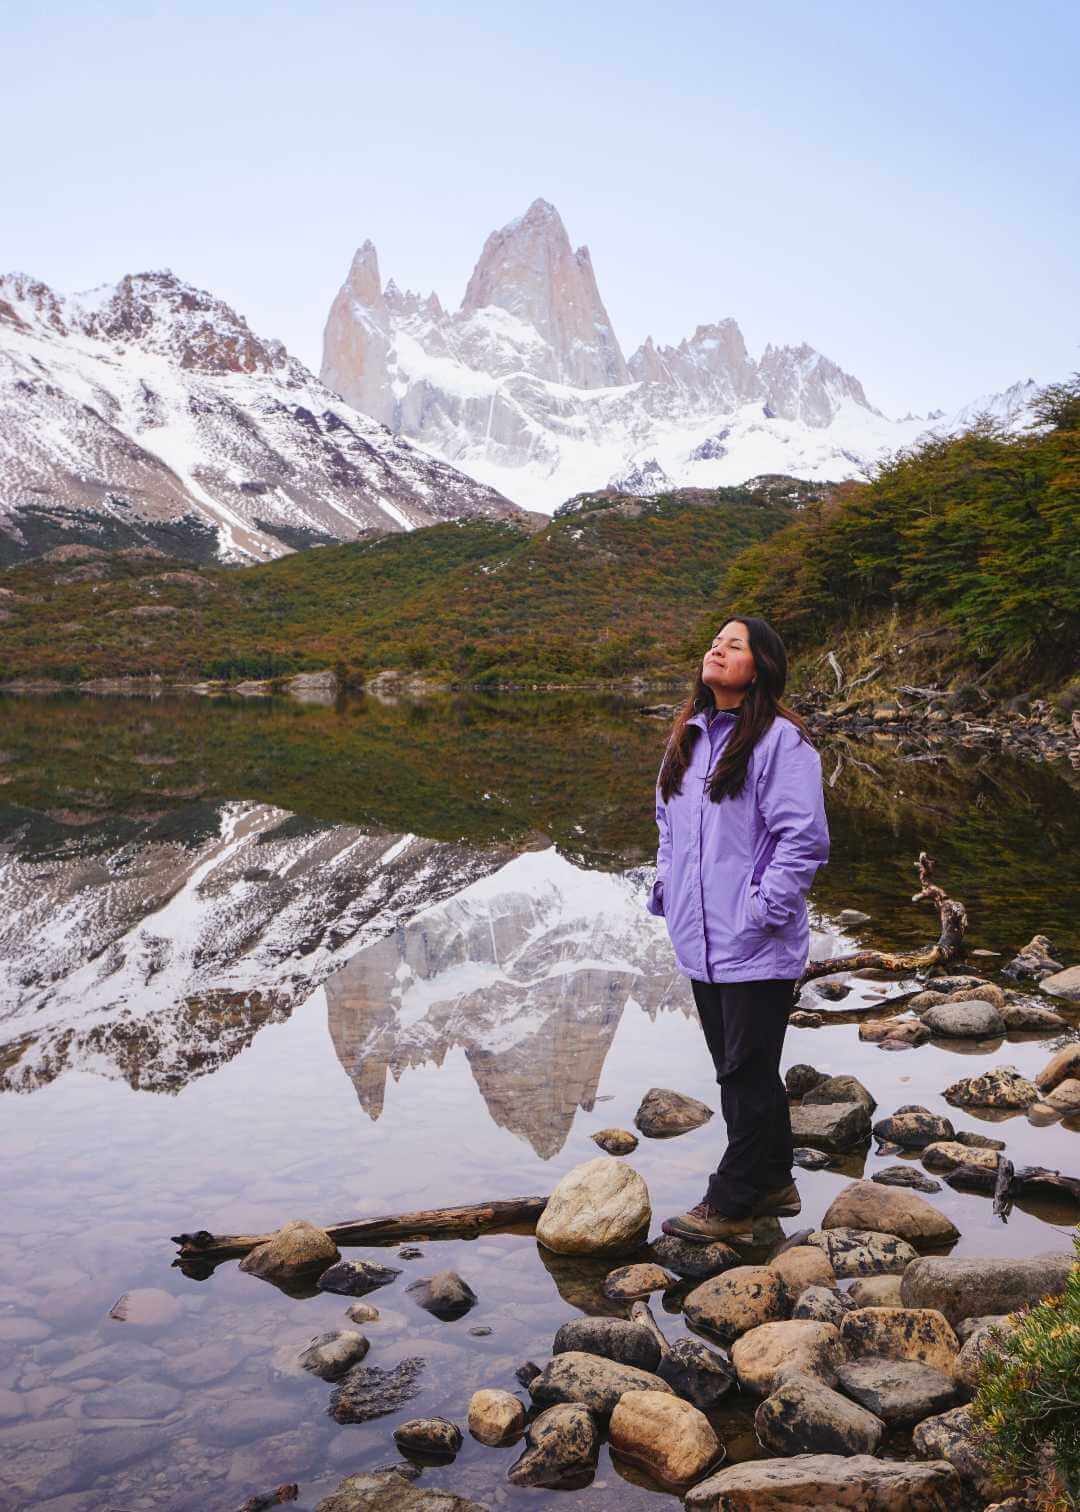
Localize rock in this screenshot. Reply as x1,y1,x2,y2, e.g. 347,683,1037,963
327,1358,426,1424
813,979,852,999
315,1471,484,1511
785,1063,826,1098
955,1312,1008,1343
628,1300,671,1359
1045,1076,1080,1110
839,1309,959,1374
656,1337,736,1409
467,1388,526,1445
1035,1043,1080,1091
237,1220,339,1284
398,1245,422,1259
793,1147,834,1170
609,1389,722,1488
833,1358,960,1424
951,1130,1006,1150
804,1228,919,1278
755,1372,885,1457
731,1320,843,1394
955,1317,1017,1390
913,1404,1020,1500
106,1289,182,1328
404,1270,476,1320
682,1266,789,1346
1002,935,1062,981
942,983,1006,1008
768,1246,837,1298
346,1302,380,1324
552,1318,661,1373
789,1010,823,1027
820,1181,960,1247
839,909,872,925
299,1331,370,1381
591,1127,638,1155
792,1286,856,1326
633,1086,714,1137
927,975,991,994
872,1107,954,1148
529,1351,673,1421
921,1141,1000,1175
999,1000,1067,1030
285,668,338,703
875,1140,905,1155
908,990,948,1010
922,1001,1006,1038
650,1233,739,1279
602,1262,675,1300
316,1258,401,1297
860,1018,930,1047
535,1156,651,1255
393,1417,462,1458
515,1361,542,1387
803,1075,877,1113
468,1325,492,1336
943,1066,1040,1108
848,1276,904,1308
1039,964,1080,1001
684,1454,961,1509
900,1253,1074,1324
789,1101,871,1151
871,1166,942,1194
506,1402,600,1488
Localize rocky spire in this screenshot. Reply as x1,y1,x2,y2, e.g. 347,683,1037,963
460,199,628,388
320,239,394,427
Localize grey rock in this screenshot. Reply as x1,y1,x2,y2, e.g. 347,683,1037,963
871,1106,954,1148
656,1336,736,1409
629,1299,671,1359
393,1416,463,1458
299,1330,370,1381
838,909,872,925
405,1269,477,1320
315,1470,484,1510
650,1232,739,1279
685,1454,961,1510
834,1357,960,1424
952,1130,1006,1150
552,1317,661,1373
1002,935,1062,981
507,1402,600,1488
999,1000,1068,1030
804,1228,919,1278
956,1316,1018,1390
793,1147,834,1170
913,1404,1021,1500
317,1258,401,1297
813,979,852,1000
792,1285,857,1326
1040,964,1080,1001
81,1375,182,1420
755,1371,885,1456
528,1350,672,1421
515,1360,542,1387
785,1063,825,1098
871,1166,942,1194
789,1101,871,1151
955,1312,1008,1343
943,1066,1040,1109
346,1302,380,1323
327,1357,426,1424
922,1000,1006,1038
633,1085,714,1137
803,1075,877,1113
927,975,991,994
900,1253,1074,1325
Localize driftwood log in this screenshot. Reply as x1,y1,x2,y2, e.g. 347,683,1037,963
797,851,967,989
172,1195,548,1267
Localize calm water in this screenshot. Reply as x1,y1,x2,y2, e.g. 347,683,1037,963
1,692,1078,1510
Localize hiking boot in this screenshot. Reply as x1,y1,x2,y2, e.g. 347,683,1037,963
752,1181,802,1218
660,1200,754,1246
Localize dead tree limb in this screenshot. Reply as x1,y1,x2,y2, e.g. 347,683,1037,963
172,1195,549,1266
798,852,967,988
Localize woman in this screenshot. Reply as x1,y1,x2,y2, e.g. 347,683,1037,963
647,615,829,1246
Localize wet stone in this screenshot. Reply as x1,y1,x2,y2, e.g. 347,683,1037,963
650,1233,739,1279
682,1266,789,1346
789,1009,823,1027
804,1228,919,1278
923,1000,1006,1038
298,1330,370,1381
601,1262,675,1301
467,1387,525,1445
506,1402,600,1489
943,1066,1040,1109
404,1270,477,1320
529,1350,673,1422
316,1471,484,1510
871,1106,954,1148
316,1259,401,1298
731,1319,843,1395
553,1317,661,1373
656,1336,736,1409
788,1101,871,1151
633,1086,714,1137
839,1307,960,1374
785,1064,825,1099
397,1246,423,1259
515,1360,542,1387
792,1285,856,1327
345,1302,380,1324
803,1075,877,1113
237,1219,339,1285
820,1179,960,1247
754,1371,885,1457
393,1416,463,1458
685,1453,961,1509
900,1253,1074,1325
591,1127,638,1155
812,980,851,1000
327,1357,426,1424
871,1165,942,1193
833,1357,960,1424
952,1130,1006,1150
793,1147,833,1170
609,1388,722,1489
847,1276,904,1308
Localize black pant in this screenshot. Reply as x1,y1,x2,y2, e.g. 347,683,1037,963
691,977,796,1218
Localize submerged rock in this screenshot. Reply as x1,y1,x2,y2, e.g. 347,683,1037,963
317,1259,401,1298
535,1157,650,1255
591,1127,638,1155
684,1454,960,1509
345,1302,380,1324
820,1181,959,1247
755,1371,885,1457
299,1330,369,1381
506,1402,600,1488
327,1358,426,1424
609,1388,722,1488
943,1066,1040,1109
315,1471,483,1511
633,1086,714,1138
656,1336,736,1409
237,1220,339,1284
552,1317,661,1373
833,1357,960,1424
404,1270,476,1320
529,1351,672,1421
682,1265,789,1346
804,1228,919,1278
871,1166,942,1194
900,1253,1074,1325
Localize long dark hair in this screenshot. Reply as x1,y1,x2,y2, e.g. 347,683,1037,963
659,615,812,802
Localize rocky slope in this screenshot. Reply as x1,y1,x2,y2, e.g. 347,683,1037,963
0,270,526,564
321,198,1038,509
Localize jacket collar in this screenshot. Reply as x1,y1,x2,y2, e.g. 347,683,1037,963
689,704,742,731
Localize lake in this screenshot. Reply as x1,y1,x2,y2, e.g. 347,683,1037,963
1,691,1077,1510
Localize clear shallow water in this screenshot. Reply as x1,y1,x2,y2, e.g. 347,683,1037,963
0,693,1078,1510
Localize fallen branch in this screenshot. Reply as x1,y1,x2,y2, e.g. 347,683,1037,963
172,1195,548,1266
826,650,844,691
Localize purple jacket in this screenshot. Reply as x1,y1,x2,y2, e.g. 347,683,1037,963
647,709,829,982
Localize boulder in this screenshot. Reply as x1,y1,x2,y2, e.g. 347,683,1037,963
1045,1076,1080,1110
955,1316,1017,1390
535,1157,650,1255
871,1166,942,1194
591,1128,638,1155
684,1454,961,1509
467,1388,525,1445
601,1263,674,1301
820,1181,959,1247
913,1404,1021,1500
328,1358,426,1424
1002,935,1061,981
785,1063,826,1098
789,1101,871,1151
922,1001,1006,1038
998,1000,1067,1031
942,1066,1040,1109
317,1258,401,1297
803,1075,878,1113
792,1286,856,1327
1035,1042,1080,1091
404,1271,476,1320
650,1233,738,1279
528,1351,672,1422
1039,964,1080,1001
506,1402,599,1488
921,1141,999,1175
847,1276,904,1308
237,1220,339,1284
392,1417,462,1458
298,1330,370,1381
768,1246,837,1298
315,1471,484,1511
804,1229,919,1278
900,1253,1074,1325
656,1337,736,1409
552,1318,661,1373
839,1309,959,1374
633,1086,713,1138
731,1320,843,1395
871,1107,954,1148
755,1372,884,1457
682,1266,789,1346
833,1358,960,1424
609,1389,721,1488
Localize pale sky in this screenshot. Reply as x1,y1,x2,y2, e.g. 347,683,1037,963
3,0,1078,416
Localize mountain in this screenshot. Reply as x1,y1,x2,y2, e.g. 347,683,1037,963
321,199,1038,510
0,270,528,565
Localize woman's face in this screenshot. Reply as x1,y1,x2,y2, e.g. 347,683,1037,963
702,620,756,694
